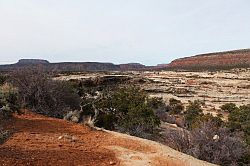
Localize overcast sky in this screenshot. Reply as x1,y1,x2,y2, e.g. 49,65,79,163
0,0,249,65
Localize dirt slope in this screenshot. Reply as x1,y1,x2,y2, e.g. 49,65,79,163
0,111,215,166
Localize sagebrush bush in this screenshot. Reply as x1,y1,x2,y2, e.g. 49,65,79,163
0,74,8,86
168,98,184,114
164,121,248,166
11,68,81,118
0,129,11,144
0,83,20,118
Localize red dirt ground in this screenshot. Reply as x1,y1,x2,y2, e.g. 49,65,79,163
0,111,119,166
0,111,214,166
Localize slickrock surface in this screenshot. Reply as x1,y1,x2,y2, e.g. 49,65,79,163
0,111,215,166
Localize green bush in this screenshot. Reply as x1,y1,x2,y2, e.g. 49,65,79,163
0,74,8,86
168,98,184,114
0,84,20,118
228,104,250,145
95,86,160,138
184,100,203,129
220,103,237,113
192,113,223,128
147,97,165,109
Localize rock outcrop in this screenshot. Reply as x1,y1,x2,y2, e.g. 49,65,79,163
168,49,250,70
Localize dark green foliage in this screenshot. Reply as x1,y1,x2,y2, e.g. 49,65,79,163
147,97,165,109
184,100,203,129
193,113,224,128
168,98,184,114
0,84,20,118
228,104,250,145
119,104,160,136
0,129,11,144
220,103,237,113
0,74,7,86
95,86,160,138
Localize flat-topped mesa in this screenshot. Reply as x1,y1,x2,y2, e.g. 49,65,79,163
168,49,250,70
17,59,50,65
119,63,146,70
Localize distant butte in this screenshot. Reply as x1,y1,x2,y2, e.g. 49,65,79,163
17,59,50,65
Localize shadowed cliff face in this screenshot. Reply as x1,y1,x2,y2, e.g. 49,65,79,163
168,49,250,70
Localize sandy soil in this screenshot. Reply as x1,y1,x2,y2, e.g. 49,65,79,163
0,111,216,166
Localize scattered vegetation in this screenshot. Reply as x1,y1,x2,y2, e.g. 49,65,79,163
168,98,184,115
220,103,237,113
163,101,250,165
0,83,20,118
94,86,161,138
227,104,250,145
184,100,203,129
0,74,8,86
0,129,11,144
10,68,81,118
165,121,247,165
0,68,249,165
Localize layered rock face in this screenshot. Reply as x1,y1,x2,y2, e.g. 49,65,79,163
168,49,250,70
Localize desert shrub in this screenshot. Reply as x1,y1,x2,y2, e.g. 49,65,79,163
10,68,81,118
163,128,191,152
164,121,248,165
0,129,11,144
0,84,20,118
220,103,237,113
94,86,160,138
118,104,160,137
188,122,247,165
0,74,8,86
168,98,184,114
184,100,203,129
192,113,224,129
147,97,166,109
228,104,250,145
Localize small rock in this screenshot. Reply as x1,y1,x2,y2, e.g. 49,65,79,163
71,116,79,123
213,134,220,141
109,161,116,165
71,136,78,142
